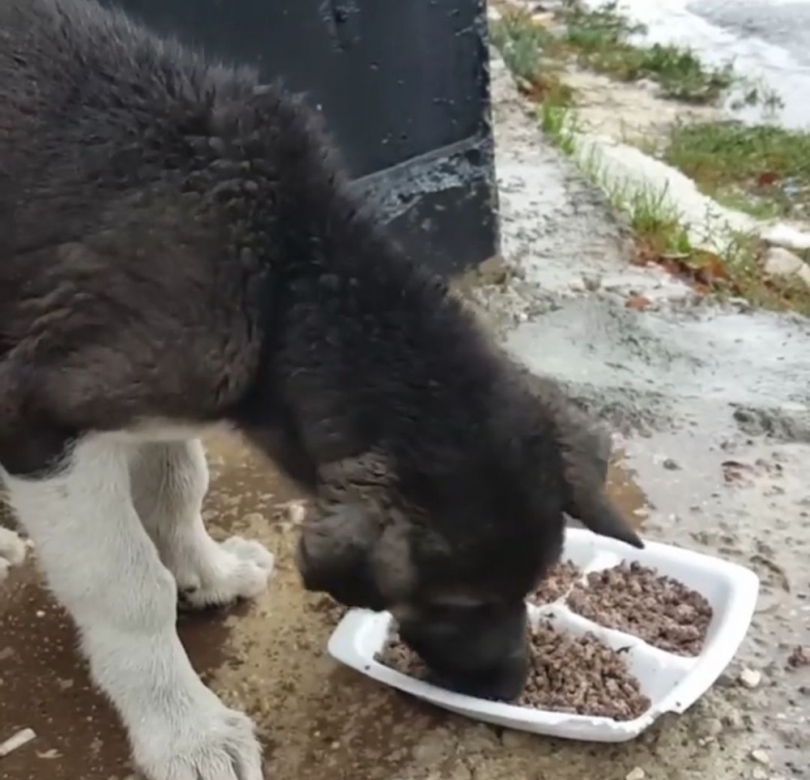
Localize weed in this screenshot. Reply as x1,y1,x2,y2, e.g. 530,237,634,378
559,0,735,104
537,101,581,155
576,147,692,255
720,231,810,316
573,147,810,315
490,9,552,85
665,120,810,219
490,1,742,106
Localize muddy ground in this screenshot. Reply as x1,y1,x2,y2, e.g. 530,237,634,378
2,54,809,780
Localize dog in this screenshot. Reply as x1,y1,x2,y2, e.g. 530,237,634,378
0,1,643,778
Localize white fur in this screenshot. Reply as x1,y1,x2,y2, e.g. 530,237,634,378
0,525,26,582
1,434,272,780
129,439,274,609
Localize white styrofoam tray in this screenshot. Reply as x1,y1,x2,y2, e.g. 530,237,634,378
327,527,760,743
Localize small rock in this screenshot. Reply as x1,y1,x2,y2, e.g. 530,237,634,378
751,749,770,765
762,246,810,290
626,769,646,780
704,718,723,738
569,278,586,293
752,770,768,780
500,729,535,750
723,708,744,730
582,273,602,291
739,668,762,688
787,645,810,669
662,458,681,471
763,246,805,276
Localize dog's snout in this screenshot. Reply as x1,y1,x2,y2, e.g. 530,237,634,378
398,601,530,701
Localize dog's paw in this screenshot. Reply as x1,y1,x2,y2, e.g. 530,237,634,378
134,702,263,780
178,536,275,610
0,527,26,583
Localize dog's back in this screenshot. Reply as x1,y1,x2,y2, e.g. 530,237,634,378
0,0,250,253
0,0,279,444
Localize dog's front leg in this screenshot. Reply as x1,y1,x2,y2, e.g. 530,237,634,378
1,435,263,780
129,439,274,611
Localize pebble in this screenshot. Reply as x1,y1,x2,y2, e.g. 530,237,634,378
500,729,535,750
626,769,646,780
750,749,770,765
662,458,680,470
751,770,768,780
722,708,744,730
704,718,723,737
739,668,762,688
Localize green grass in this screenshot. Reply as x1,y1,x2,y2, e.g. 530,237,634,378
664,121,810,219
490,8,553,85
490,0,737,105
578,151,692,256
560,0,735,104
576,148,810,316
537,100,582,155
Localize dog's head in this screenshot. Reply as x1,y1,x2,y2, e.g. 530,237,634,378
295,407,569,700
295,373,641,701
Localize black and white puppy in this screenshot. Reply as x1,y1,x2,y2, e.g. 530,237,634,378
0,1,642,778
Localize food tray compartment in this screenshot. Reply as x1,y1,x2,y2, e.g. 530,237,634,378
328,528,760,742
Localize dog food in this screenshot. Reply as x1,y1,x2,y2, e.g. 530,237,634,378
529,560,582,605
517,620,650,720
375,630,428,678
567,561,713,656
375,621,650,720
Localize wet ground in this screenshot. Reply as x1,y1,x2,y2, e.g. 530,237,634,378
2,51,810,780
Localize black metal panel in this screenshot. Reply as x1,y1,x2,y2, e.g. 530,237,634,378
103,0,499,275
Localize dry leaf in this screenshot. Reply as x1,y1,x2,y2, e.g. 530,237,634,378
757,171,780,187
721,459,753,483
787,645,810,669
625,294,652,311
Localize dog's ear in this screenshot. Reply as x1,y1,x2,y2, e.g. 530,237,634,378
524,374,644,550
557,420,643,548
567,486,644,549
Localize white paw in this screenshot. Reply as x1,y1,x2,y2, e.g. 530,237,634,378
178,536,275,610
0,527,26,583
134,702,263,780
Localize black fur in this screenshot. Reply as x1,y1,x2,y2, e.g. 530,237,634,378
0,0,640,700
